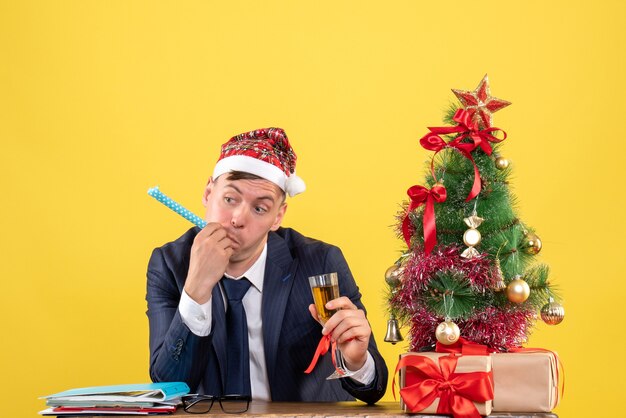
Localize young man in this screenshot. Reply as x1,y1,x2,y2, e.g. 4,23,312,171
146,128,388,404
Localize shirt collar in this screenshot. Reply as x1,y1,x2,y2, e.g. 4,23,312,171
224,244,266,292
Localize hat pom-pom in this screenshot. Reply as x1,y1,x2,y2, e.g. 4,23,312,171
285,173,306,197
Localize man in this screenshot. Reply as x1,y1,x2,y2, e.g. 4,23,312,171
146,128,388,404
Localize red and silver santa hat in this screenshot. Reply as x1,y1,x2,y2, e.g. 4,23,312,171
212,127,306,197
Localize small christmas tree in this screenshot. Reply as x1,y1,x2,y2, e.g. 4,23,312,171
385,75,565,352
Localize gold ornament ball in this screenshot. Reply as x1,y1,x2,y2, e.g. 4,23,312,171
524,233,542,255
506,278,530,303
435,320,460,345
541,301,565,325
495,156,510,170
463,228,482,247
384,264,404,287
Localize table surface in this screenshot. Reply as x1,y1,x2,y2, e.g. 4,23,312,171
165,401,558,417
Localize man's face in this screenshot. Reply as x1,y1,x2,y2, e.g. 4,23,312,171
202,175,287,267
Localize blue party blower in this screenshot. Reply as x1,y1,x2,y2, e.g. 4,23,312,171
148,186,207,228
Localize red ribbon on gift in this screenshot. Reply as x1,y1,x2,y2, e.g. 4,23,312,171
402,183,447,254
436,337,497,356
393,354,494,418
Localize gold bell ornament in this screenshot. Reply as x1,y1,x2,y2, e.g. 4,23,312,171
384,314,404,344
492,258,507,291
540,297,565,325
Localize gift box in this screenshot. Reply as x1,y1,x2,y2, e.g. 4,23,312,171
491,351,561,412
398,352,493,417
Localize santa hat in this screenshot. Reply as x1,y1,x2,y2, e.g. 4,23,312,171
212,127,306,197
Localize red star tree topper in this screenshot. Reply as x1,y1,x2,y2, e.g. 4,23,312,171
452,74,511,129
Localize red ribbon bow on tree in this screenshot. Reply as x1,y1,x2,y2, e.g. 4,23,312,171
394,354,494,418
402,183,447,254
419,109,507,202
428,108,507,155
420,130,480,202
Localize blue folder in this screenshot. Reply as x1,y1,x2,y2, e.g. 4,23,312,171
43,382,190,402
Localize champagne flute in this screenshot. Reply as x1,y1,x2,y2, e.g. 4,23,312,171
308,272,356,380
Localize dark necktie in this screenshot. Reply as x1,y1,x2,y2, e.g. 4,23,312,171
222,277,252,397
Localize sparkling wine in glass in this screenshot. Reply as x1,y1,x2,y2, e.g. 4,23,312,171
309,273,340,323
308,272,355,379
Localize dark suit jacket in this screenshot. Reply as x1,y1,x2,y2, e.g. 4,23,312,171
146,227,388,404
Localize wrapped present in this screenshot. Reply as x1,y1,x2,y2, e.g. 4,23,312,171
491,350,562,412
396,352,493,418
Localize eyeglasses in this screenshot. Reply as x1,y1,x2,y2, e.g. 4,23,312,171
182,394,251,414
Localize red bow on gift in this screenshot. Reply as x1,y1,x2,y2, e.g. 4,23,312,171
394,354,494,418
402,183,447,254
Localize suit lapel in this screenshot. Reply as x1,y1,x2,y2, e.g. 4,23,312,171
211,283,228,387
262,232,298,384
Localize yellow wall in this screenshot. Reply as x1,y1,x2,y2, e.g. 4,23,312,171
1,1,624,416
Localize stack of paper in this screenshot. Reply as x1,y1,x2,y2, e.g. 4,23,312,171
39,382,190,416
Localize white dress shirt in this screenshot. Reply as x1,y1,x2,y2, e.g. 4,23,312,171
178,244,375,400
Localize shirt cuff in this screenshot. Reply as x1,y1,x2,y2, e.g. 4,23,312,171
179,289,212,336
347,351,375,386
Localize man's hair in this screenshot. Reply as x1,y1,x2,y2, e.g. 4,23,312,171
216,171,287,202
223,170,265,181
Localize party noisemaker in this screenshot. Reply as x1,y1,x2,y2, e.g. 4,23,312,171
147,186,207,228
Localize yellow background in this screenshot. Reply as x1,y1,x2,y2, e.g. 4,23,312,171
1,1,624,416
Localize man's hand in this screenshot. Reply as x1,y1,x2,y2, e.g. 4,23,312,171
308,297,371,371
184,223,234,304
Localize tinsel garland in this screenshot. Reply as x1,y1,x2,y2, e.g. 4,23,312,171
391,244,536,351
459,306,536,351
404,304,536,352
399,245,497,292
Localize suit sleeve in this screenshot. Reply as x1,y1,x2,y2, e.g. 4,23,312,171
324,246,389,404
146,247,213,391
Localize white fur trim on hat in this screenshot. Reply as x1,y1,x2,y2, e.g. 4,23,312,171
284,172,306,197
213,155,306,197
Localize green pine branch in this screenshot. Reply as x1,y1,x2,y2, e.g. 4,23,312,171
421,270,489,319
523,263,561,309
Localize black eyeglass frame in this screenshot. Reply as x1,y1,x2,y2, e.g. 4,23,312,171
181,394,251,414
